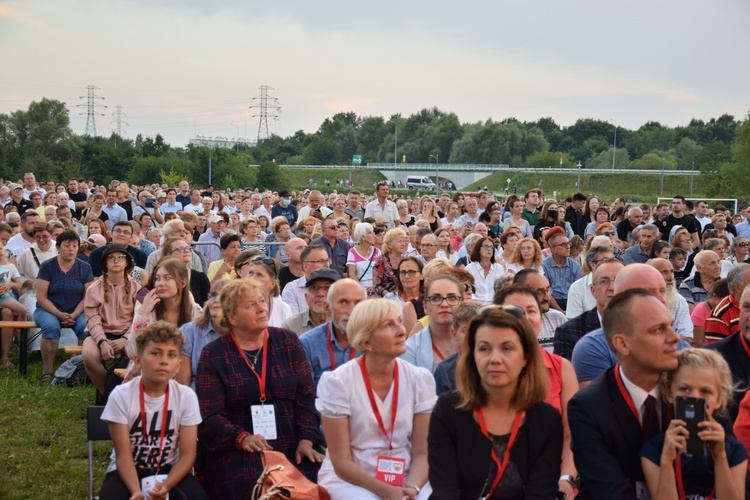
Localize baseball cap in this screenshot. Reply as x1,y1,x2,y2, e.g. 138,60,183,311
305,268,341,287
9,183,22,191
86,234,107,248
208,215,223,224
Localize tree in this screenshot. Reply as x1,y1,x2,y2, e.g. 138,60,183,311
255,161,287,191
302,136,341,164
585,147,631,170
632,152,677,170
525,151,574,169
674,138,702,170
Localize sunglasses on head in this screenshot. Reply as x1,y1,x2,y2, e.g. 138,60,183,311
477,304,526,318
252,255,276,266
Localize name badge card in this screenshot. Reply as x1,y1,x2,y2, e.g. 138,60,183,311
251,404,277,440
375,455,405,486
635,480,651,500
141,474,169,500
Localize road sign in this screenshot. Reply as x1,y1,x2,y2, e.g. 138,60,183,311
352,155,362,165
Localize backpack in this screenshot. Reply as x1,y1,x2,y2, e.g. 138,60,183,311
51,355,90,387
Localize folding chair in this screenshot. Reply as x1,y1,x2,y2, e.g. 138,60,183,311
87,406,111,500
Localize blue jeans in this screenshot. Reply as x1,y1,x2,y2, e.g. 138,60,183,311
33,307,87,341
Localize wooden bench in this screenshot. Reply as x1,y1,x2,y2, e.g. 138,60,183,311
0,321,38,375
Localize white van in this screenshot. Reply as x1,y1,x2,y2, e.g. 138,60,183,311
406,175,436,190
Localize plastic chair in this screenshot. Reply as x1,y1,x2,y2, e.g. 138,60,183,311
87,406,110,500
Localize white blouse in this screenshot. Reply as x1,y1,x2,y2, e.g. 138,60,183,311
466,261,505,305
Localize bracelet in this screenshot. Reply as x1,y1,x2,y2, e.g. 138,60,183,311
559,475,578,488
97,338,108,347
404,484,421,495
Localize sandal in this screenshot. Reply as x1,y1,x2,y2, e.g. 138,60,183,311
40,373,53,383
0,359,14,368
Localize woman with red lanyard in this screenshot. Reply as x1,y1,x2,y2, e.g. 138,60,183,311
427,304,563,499
316,299,437,499
495,284,580,499
195,279,323,498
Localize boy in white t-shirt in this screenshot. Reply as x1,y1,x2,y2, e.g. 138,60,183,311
0,240,26,367
100,320,207,499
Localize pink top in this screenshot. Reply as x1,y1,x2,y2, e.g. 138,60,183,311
691,301,712,327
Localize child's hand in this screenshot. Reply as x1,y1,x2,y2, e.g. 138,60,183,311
698,412,726,456
661,419,688,464
148,481,168,500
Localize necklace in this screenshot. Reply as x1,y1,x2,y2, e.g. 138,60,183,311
248,346,263,366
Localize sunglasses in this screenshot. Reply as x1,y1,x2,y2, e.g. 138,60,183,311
477,304,526,318
252,255,276,266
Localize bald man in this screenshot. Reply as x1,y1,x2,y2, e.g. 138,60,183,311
571,263,690,387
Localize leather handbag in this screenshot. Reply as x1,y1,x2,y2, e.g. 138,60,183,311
251,450,330,500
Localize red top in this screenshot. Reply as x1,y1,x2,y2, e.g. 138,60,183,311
539,347,563,412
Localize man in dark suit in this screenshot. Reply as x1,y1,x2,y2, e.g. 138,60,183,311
554,259,623,360
568,288,680,499
705,284,750,421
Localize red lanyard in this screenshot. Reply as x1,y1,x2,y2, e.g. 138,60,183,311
231,329,269,402
139,380,170,472
675,454,714,500
432,341,445,361
476,408,523,497
613,363,652,442
358,356,399,450
326,323,356,370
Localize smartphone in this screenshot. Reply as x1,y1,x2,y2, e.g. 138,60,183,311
136,287,150,304
145,198,156,208
674,395,707,455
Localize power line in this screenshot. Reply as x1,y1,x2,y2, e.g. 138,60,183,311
110,105,129,137
77,85,107,136
249,85,281,142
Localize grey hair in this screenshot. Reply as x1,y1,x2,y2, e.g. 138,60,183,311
640,223,659,237
586,245,613,267
162,219,184,237
727,263,750,291
353,222,374,244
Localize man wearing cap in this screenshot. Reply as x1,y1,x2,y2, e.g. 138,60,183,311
311,218,350,277
300,278,365,389
271,189,299,231
281,268,337,336
7,184,33,215
197,214,226,265
281,245,331,315
364,181,398,228
101,188,128,230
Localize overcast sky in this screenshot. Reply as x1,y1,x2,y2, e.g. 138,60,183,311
1,0,748,147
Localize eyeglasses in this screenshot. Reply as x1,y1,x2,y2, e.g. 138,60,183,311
553,241,572,248
480,244,495,250
34,234,51,240
324,226,339,231
737,243,749,248
594,278,615,287
464,283,476,294
112,228,132,235
307,285,332,294
208,292,220,299
535,287,551,296
477,304,526,318
215,221,227,225
107,255,128,262
425,295,462,306
399,269,421,277
603,232,615,237
304,258,331,266
170,246,191,254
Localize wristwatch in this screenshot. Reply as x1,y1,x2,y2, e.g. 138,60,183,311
559,475,578,488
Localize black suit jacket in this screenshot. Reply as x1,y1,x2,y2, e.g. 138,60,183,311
705,333,750,421
553,307,601,360
568,366,667,499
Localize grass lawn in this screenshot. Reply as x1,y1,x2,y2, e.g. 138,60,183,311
0,351,110,499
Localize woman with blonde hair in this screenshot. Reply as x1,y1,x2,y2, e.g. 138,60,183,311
427,305,563,499
506,237,544,275
370,227,409,297
317,298,435,499
417,196,442,232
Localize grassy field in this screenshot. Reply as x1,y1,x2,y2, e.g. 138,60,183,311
0,351,109,499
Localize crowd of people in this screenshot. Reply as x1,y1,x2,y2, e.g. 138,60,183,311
3,172,750,499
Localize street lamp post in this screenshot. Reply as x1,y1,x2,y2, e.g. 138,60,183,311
577,161,582,189
610,119,618,170
230,123,240,152
429,154,439,192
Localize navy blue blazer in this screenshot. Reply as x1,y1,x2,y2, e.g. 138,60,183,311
553,307,601,360
705,332,750,421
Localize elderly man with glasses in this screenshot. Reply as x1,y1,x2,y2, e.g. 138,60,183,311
197,214,226,264
281,244,332,315
541,232,582,312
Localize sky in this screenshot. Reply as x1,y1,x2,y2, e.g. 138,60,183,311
1,0,748,148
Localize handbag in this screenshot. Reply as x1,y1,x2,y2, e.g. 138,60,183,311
251,450,330,500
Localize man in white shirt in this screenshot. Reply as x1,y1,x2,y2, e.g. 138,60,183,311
566,245,614,319
22,172,45,200
364,182,398,228
281,245,330,315
512,269,566,351
6,210,40,259
458,197,481,226
297,190,331,221
183,189,204,214
693,199,712,231
254,192,273,221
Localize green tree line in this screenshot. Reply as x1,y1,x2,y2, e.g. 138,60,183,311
0,98,747,197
